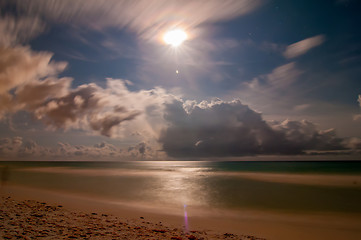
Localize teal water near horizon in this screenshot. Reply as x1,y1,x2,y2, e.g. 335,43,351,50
1,161,361,215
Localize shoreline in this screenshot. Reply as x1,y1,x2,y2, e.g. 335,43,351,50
1,184,361,240
14,166,361,188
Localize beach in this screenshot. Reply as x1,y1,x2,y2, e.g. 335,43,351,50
1,186,266,240
2,183,361,240
2,161,361,239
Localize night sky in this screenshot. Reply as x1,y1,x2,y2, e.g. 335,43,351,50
0,0,360,160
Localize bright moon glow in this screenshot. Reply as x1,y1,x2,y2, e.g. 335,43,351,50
163,29,187,47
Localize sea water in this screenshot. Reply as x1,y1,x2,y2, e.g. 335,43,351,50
1,161,361,214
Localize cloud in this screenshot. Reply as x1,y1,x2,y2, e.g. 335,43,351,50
293,104,310,112
265,62,303,87
0,54,174,138
0,137,52,159
0,16,45,47
0,136,160,160
8,0,264,41
0,45,353,159
0,45,67,95
355,95,361,121
271,120,344,151
0,22,174,139
15,77,72,110
159,99,345,157
56,142,123,159
0,43,67,119
247,62,303,92
344,137,361,150
354,115,361,121
0,136,23,155
31,81,140,136
283,35,325,59
57,141,161,160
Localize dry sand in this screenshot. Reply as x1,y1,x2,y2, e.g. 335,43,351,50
1,185,361,240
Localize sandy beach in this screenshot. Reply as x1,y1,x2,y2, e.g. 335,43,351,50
1,184,361,240
0,188,265,240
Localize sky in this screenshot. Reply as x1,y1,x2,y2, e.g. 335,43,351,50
0,0,360,161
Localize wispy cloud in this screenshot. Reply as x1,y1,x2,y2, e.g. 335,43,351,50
283,35,325,59
246,62,303,93
355,95,361,121
0,15,45,47
265,62,303,87
293,104,311,112
8,0,264,41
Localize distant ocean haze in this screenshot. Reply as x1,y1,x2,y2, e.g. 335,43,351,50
2,161,361,215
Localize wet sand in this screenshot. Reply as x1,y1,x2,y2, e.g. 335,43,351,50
1,185,361,240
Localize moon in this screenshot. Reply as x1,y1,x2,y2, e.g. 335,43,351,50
163,29,187,47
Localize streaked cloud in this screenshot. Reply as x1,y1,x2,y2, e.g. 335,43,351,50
283,35,325,59
266,62,303,87
7,0,264,41
0,16,45,47
293,104,311,112
246,62,303,93
355,95,361,121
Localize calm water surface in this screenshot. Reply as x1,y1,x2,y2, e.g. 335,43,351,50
1,161,361,214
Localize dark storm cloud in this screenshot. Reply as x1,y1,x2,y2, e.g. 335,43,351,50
159,99,345,157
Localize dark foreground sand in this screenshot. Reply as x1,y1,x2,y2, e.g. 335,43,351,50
0,196,264,240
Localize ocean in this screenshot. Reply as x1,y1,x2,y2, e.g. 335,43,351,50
1,161,361,214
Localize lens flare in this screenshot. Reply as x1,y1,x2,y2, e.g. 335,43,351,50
184,204,189,233
163,29,187,47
